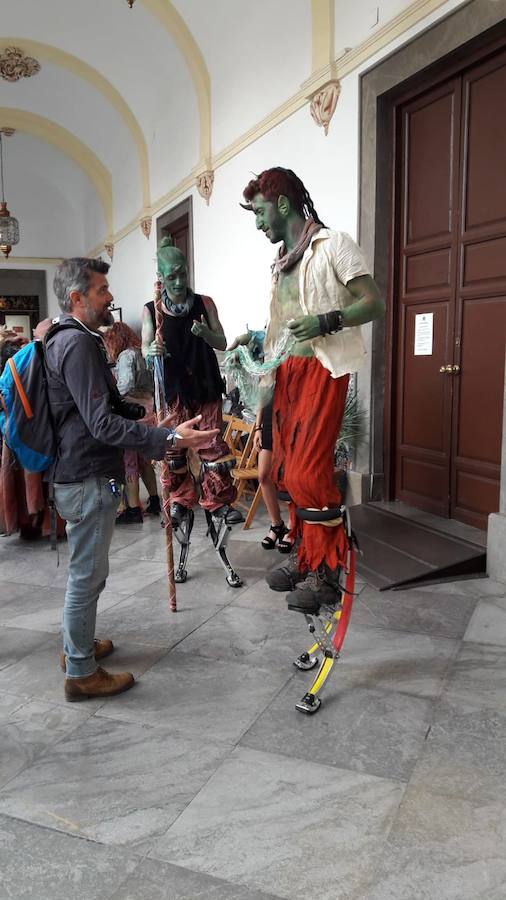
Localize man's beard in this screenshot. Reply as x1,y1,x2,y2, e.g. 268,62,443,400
83,300,114,329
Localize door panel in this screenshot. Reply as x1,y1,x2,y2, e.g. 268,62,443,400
393,47,506,529
452,51,506,528
394,79,461,515
405,90,457,243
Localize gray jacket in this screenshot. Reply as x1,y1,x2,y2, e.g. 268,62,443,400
45,315,171,483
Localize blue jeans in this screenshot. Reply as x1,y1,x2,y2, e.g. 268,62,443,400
54,477,120,678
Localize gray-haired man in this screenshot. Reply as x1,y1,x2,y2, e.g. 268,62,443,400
47,257,219,701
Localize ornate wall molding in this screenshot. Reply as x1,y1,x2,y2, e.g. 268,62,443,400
0,46,40,82
309,79,341,135
140,215,152,239
196,169,214,205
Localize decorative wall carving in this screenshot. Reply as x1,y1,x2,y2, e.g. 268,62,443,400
0,47,41,83
140,216,152,239
196,169,214,205
310,79,341,135
104,242,114,261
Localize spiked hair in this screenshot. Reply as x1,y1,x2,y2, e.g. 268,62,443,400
242,167,325,225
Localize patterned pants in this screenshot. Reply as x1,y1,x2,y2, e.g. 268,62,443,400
164,396,237,512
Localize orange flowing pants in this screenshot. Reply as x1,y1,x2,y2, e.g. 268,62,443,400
272,357,349,572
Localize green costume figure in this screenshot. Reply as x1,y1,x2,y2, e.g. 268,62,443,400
142,240,241,525
241,167,384,612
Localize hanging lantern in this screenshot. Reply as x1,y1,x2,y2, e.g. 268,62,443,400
0,132,20,259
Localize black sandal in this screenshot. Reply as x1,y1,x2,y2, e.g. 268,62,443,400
261,522,288,550
277,533,294,554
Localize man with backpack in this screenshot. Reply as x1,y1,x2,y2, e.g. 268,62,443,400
45,257,220,701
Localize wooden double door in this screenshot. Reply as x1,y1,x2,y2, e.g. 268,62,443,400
392,44,506,530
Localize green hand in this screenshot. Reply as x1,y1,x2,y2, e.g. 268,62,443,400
287,314,321,341
191,314,211,341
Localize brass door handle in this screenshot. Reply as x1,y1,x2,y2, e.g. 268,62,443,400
451,365,460,374
439,364,453,374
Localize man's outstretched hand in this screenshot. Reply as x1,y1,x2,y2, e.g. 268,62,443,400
159,412,219,450
227,332,250,351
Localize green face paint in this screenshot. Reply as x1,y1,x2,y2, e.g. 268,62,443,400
251,192,287,244
157,246,189,302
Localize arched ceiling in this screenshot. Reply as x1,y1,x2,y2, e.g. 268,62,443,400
0,0,335,254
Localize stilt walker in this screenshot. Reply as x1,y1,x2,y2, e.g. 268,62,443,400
152,277,177,612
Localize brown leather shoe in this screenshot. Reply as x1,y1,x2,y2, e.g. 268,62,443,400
59,638,114,672
64,666,134,702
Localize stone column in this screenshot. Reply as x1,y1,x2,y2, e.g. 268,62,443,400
487,349,506,584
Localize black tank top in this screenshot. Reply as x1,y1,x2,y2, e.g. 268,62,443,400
145,293,224,406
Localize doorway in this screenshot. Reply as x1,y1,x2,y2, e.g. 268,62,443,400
156,197,194,289
389,43,506,531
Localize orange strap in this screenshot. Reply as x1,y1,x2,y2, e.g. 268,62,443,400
7,358,34,419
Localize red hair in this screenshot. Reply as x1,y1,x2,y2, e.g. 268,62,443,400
242,167,324,224
102,321,141,362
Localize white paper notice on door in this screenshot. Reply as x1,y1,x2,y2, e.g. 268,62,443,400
414,312,433,356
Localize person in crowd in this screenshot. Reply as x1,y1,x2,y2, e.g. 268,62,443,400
241,167,384,611
101,320,161,523
228,328,292,552
0,320,65,540
142,239,241,526
47,257,220,701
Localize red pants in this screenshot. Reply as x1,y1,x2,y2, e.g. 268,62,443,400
272,357,349,572
164,396,236,512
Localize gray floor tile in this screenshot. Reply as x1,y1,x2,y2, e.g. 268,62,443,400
463,594,506,646
0,691,27,719
229,576,294,611
363,786,506,900
96,591,224,648
336,624,458,700
0,716,231,850
0,627,54,673
111,530,209,562
0,585,125,633
0,699,91,788
0,552,70,588
101,557,171,594
109,857,282,900
352,584,478,639
411,701,506,804
0,814,138,900
97,650,291,743
192,538,281,574
443,642,506,713
150,746,405,900
142,566,257,607
241,680,433,781
0,579,37,605
175,604,308,669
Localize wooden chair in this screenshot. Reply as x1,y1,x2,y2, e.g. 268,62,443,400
222,415,249,464
223,416,263,529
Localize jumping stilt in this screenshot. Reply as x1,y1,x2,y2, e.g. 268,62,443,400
204,509,243,587
290,504,357,713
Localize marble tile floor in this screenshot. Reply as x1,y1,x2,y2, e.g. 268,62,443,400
1,510,506,899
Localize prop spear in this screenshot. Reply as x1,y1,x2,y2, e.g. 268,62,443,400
152,277,177,612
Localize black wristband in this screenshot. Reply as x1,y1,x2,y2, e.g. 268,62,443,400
318,310,344,335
